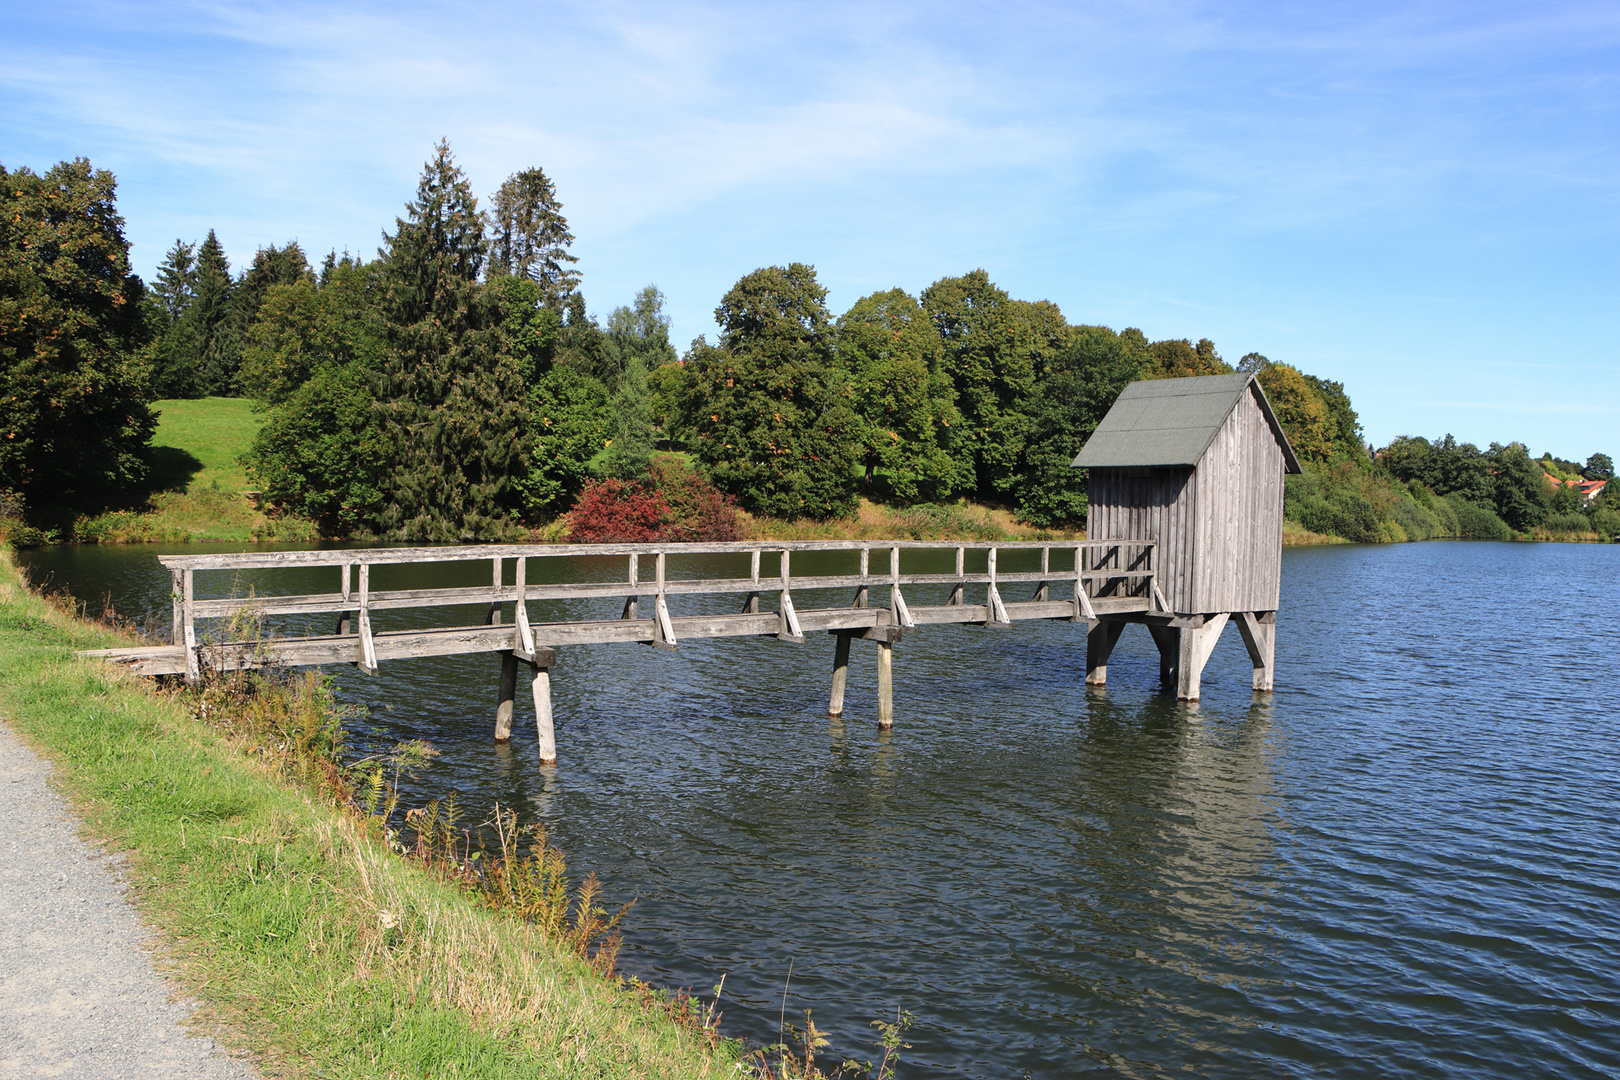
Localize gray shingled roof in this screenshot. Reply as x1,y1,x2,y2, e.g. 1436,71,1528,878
1071,372,1302,473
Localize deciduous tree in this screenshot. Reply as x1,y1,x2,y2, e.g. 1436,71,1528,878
0,158,154,502
677,263,859,520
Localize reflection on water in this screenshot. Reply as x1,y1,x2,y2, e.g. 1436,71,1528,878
19,540,1620,1078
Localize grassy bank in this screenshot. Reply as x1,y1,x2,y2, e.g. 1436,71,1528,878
0,549,742,1078
57,397,316,544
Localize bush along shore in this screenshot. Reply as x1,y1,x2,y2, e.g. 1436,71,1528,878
0,547,913,1079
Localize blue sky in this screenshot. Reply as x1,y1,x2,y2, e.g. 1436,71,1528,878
4,1,1617,459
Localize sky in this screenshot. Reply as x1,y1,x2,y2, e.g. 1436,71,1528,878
4,0,1617,459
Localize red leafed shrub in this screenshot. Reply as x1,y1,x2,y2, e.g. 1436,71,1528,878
565,461,744,543
649,459,743,542
565,479,671,542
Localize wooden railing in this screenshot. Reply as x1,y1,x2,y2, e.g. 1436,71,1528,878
149,540,1159,685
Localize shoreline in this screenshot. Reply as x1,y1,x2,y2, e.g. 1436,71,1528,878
0,546,751,1079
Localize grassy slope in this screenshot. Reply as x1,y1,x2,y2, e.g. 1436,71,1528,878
0,552,736,1078
72,398,314,544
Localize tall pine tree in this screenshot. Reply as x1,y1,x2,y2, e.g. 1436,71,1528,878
376,141,526,540
487,166,580,308
193,229,240,394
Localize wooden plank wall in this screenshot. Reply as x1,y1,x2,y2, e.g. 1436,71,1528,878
1190,385,1284,613
1086,383,1285,616
1087,467,1197,612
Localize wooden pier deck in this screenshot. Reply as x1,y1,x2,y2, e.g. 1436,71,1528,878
82,539,1159,761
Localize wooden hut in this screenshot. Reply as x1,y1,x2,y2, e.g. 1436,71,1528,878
1071,372,1301,700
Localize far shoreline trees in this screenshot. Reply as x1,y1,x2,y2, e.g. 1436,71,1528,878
3,147,1615,546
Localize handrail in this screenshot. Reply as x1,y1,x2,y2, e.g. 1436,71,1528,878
160,539,1157,685
157,538,1132,571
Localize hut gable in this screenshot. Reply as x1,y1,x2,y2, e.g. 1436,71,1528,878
1074,373,1300,616
1071,372,1302,473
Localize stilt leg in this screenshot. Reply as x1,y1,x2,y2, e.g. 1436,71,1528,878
531,661,556,764
495,650,517,743
828,631,852,717
876,639,894,730
1235,611,1276,692
1146,624,1180,688
1175,613,1230,701
1086,619,1125,686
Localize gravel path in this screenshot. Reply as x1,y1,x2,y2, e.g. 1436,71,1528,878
0,720,259,1080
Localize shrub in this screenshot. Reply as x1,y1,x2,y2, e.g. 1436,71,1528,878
1590,507,1620,542
1543,512,1593,534
565,479,670,542
564,460,742,543
1446,494,1512,540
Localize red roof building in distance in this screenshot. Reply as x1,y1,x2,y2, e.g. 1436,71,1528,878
1545,474,1608,503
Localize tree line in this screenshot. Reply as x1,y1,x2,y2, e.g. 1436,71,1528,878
2,147,1613,545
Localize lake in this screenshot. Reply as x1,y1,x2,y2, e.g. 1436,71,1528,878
19,539,1620,1078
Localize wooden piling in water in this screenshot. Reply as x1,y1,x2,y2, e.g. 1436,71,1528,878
495,650,518,742
876,639,894,729
828,631,853,717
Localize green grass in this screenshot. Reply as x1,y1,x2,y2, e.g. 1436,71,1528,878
148,397,263,494
54,397,317,544
0,551,742,1078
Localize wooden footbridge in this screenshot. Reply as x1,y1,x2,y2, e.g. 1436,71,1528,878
81,539,1198,763
86,373,1303,763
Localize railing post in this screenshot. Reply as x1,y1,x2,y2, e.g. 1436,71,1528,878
1034,546,1050,602
777,549,804,642
180,569,198,686
985,547,1010,627
514,556,535,659
854,547,869,609
487,557,503,626
948,546,965,606
337,562,352,635
357,562,378,675
744,549,761,614
888,546,913,628
170,570,184,647
652,551,677,648
623,553,639,620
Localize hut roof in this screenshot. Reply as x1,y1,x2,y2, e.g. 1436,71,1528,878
1071,372,1302,474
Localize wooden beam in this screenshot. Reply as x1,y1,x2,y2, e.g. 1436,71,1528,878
356,564,378,676
1175,613,1230,701
1086,620,1124,686
532,660,556,765
623,553,639,620
876,639,894,729
181,569,198,686
1146,624,1180,688
827,631,852,717
495,651,518,743
1234,611,1276,692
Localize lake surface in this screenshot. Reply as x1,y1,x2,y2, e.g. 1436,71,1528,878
20,540,1620,1078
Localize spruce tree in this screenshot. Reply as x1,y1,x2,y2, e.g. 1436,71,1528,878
488,166,580,308
192,230,240,394
376,141,526,540
148,239,201,397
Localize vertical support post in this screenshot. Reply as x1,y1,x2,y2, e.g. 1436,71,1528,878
1035,546,1050,602
827,631,853,717
1235,611,1276,692
487,557,502,626
854,547,869,608
745,549,760,614
532,660,556,764
357,563,378,676
888,546,913,628
876,639,894,729
1085,619,1124,686
514,556,535,659
778,549,804,641
337,562,352,635
495,651,518,742
623,554,639,620
1176,614,1230,701
170,570,184,646
947,547,965,606
181,568,199,686
1073,546,1096,622
653,551,677,648
1146,624,1181,688
985,547,1010,627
